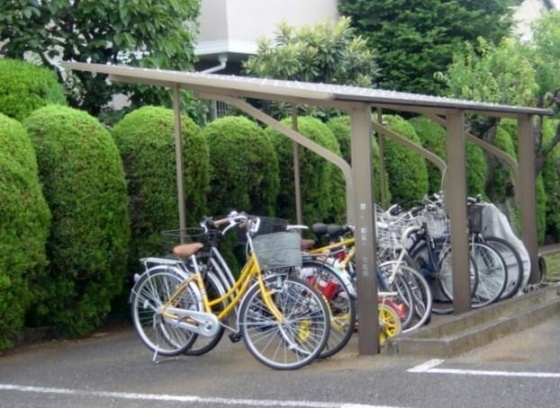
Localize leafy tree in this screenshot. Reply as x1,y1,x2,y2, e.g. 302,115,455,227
339,0,520,95
0,0,201,117
243,17,378,119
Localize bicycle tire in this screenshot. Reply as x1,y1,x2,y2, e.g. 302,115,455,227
377,262,416,330
468,242,508,308
183,271,227,356
299,260,357,359
130,266,199,356
239,274,330,370
483,236,523,299
378,261,433,333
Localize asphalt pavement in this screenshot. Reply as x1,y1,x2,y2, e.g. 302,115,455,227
1,314,559,408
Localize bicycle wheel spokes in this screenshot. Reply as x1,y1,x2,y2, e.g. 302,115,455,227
131,269,199,357
240,276,330,370
470,243,507,307
299,261,356,359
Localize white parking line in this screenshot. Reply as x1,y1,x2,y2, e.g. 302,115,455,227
408,359,560,378
0,384,405,408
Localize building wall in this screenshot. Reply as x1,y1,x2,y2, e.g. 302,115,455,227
195,0,339,59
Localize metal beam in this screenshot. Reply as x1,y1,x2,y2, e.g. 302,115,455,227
291,106,303,225
444,110,471,314
349,104,379,355
516,114,539,283
172,85,187,235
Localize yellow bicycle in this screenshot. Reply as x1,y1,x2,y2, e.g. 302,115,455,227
130,212,331,370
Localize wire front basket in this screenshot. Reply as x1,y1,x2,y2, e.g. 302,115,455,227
419,210,450,238
252,231,302,269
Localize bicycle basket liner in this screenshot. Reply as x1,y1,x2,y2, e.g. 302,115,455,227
468,204,484,233
252,231,302,269
421,210,450,238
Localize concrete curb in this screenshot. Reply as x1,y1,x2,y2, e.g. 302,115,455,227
386,282,560,357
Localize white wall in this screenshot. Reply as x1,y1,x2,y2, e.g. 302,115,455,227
195,0,339,57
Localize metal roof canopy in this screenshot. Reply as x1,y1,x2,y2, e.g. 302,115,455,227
61,62,553,356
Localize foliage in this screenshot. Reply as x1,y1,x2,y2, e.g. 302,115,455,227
409,116,489,197
23,105,130,336
0,114,50,349
0,0,201,117
111,106,209,273
203,116,279,217
0,58,66,121
486,126,516,203
325,115,391,204
541,119,560,243
243,17,378,119
339,0,519,95
202,116,280,271
265,116,344,225
377,115,429,206
436,37,538,106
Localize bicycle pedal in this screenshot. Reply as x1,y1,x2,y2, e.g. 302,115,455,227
228,333,243,343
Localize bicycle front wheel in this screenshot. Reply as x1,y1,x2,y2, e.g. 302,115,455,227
239,275,330,370
130,266,200,356
299,260,357,359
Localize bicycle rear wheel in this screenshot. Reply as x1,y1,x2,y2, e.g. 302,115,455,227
130,266,200,356
183,271,227,356
379,261,433,333
239,275,330,370
483,236,523,299
469,242,508,308
299,260,357,359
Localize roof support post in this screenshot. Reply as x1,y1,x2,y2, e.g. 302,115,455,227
291,106,303,225
516,114,539,283
350,104,379,355
172,85,187,235
375,108,388,208
444,110,471,314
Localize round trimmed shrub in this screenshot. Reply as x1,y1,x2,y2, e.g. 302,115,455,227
0,114,50,349
23,106,130,336
379,115,429,206
326,115,391,204
265,116,344,225
111,106,209,270
0,59,66,121
409,116,487,197
204,116,279,216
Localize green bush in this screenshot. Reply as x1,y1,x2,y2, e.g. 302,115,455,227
409,116,487,197
111,106,209,271
379,115,429,206
0,114,50,349
265,116,344,225
541,119,560,243
23,106,130,336
326,115,391,204
486,126,516,203
0,59,66,121
204,116,279,216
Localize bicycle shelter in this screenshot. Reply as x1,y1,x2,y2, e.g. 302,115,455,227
61,61,553,355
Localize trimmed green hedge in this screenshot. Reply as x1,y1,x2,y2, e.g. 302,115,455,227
0,59,66,121
0,114,50,349
326,115,391,204
203,116,279,216
486,126,516,203
379,115,429,206
111,106,209,269
409,116,487,197
265,116,344,225
24,106,130,336
541,119,560,242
